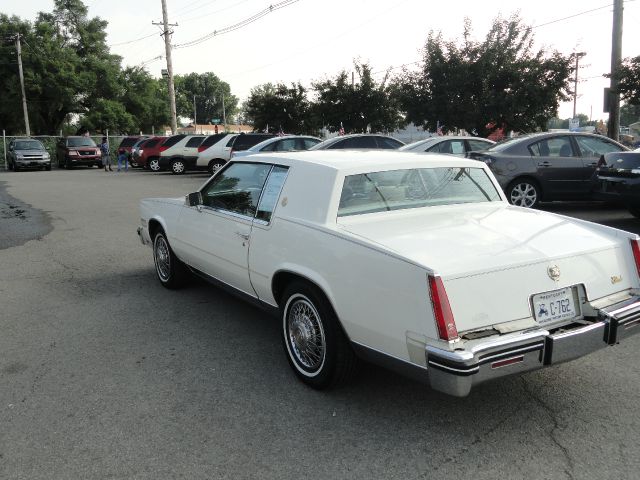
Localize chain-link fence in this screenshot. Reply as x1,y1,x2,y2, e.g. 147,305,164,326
0,133,152,169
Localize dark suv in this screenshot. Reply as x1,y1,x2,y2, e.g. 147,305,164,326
56,136,102,169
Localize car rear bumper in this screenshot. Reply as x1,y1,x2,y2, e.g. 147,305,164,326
137,226,151,246
425,296,640,397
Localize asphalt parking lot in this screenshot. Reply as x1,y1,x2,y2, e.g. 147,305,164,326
2,167,640,480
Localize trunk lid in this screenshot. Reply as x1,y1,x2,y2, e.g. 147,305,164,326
338,203,635,332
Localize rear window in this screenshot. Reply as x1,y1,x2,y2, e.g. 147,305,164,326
185,136,205,148
232,134,275,151
118,137,139,148
200,134,227,149
375,136,404,149
161,135,186,148
338,167,501,217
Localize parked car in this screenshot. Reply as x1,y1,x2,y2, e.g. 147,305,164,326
7,138,51,171
132,136,166,170
56,136,102,169
157,135,206,174
231,135,321,159
467,132,627,208
310,134,404,150
117,136,147,163
400,136,494,155
127,137,149,168
137,150,640,397
593,151,640,217
229,133,275,157
195,133,237,174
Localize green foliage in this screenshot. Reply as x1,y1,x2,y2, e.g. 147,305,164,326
394,15,572,135
174,72,238,125
613,56,640,105
312,61,402,133
620,103,640,126
243,82,315,133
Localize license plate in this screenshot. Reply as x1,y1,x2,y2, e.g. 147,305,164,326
532,287,577,324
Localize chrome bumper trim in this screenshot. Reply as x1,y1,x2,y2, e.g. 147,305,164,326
426,296,640,397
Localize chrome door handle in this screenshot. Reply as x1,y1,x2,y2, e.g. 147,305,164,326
537,161,551,167
236,232,250,240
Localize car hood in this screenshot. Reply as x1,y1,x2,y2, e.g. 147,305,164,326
337,202,620,279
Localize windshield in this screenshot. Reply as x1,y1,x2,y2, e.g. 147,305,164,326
68,137,96,147
338,167,501,217
14,140,44,150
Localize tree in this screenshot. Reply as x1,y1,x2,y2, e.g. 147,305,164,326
243,82,315,133
174,72,238,126
620,103,640,126
394,16,573,136
613,56,640,105
312,61,402,134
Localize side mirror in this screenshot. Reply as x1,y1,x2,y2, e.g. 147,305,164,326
186,192,202,206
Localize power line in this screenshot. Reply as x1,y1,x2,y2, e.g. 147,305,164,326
532,3,614,28
110,32,158,47
179,0,249,24
173,0,301,49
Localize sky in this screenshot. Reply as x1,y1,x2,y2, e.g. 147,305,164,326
5,0,640,122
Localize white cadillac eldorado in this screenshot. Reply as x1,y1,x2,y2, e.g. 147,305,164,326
137,150,640,397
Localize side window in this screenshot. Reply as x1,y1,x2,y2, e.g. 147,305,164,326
185,137,204,148
274,138,297,151
575,136,624,157
302,138,320,149
529,137,574,157
201,163,272,217
256,166,289,222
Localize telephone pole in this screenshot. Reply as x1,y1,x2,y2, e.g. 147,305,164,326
15,33,31,136
153,0,178,134
607,0,623,141
572,52,586,119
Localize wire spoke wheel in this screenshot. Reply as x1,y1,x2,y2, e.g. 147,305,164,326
154,235,171,282
286,296,326,373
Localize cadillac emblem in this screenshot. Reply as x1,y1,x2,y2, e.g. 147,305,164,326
547,265,561,281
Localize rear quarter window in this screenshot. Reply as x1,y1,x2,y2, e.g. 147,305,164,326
185,137,205,148
162,135,186,148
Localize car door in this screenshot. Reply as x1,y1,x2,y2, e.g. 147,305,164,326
182,136,204,167
574,135,626,180
174,162,273,296
528,136,584,197
466,139,493,154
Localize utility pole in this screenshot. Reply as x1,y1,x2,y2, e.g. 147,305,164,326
193,94,197,130
607,0,623,141
222,94,226,130
15,33,30,136
153,0,178,134
572,52,586,119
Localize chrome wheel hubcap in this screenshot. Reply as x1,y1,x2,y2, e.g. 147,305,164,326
510,183,537,208
173,162,184,173
150,160,160,171
287,298,325,371
154,236,171,281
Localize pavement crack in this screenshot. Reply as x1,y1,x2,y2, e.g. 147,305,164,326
521,377,575,480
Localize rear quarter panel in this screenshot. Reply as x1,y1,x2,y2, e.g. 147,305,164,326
249,219,436,363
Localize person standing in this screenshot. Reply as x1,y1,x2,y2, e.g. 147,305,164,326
117,148,128,172
100,136,112,172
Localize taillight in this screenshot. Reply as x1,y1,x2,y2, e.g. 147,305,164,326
198,145,208,153
630,239,640,278
159,145,169,152
428,275,458,341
